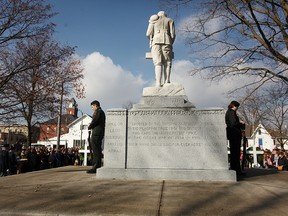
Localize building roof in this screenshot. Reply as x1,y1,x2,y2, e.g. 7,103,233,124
244,123,271,138
41,114,77,125
67,114,92,128
245,123,288,140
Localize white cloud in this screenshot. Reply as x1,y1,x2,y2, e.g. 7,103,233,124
172,60,239,109
77,52,147,113
177,13,223,41
76,52,244,115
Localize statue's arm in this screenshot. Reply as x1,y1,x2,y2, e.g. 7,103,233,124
169,20,176,44
146,23,154,40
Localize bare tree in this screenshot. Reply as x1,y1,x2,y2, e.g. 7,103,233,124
237,91,263,126
0,0,55,91
238,82,288,149
161,0,288,93
260,83,288,148
1,33,84,146
122,101,135,110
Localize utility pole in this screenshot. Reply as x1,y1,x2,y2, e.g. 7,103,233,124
79,110,83,149
56,82,64,150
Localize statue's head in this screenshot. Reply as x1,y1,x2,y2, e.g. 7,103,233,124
157,11,166,17
149,14,159,23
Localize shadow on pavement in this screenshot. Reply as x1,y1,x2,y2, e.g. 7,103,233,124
238,168,279,181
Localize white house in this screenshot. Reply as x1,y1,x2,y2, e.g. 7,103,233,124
66,114,92,148
37,114,92,149
247,123,275,151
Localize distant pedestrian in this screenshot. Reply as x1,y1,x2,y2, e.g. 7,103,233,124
278,151,288,171
8,146,17,175
0,144,9,176
225,101,245,176
241,130,248,170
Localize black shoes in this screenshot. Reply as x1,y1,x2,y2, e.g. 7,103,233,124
237,171,246,176
86,169,96,174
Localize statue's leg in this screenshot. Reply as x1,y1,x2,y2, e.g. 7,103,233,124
155,65,162,87
164,62,171,84
152,45,163,87
162,45,172,84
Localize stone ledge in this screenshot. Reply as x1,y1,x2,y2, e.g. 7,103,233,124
143,83,186,96
132,96,195,109
97,168,237,182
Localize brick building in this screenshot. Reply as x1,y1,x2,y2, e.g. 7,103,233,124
39,98,78,141
0,124,39,144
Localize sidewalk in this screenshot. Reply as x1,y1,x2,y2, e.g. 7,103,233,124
0,166,287,216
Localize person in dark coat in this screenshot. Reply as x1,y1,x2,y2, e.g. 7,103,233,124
278,151,288,171
8,146,18,175
241,130,248,170
225,101,245,176
86,100,106,174
0,144,9,177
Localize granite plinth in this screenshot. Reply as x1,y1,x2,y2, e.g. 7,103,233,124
98,107,236,181
98,82,235,181
133,83,195,109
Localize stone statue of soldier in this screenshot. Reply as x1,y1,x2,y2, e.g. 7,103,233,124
146,11,176,87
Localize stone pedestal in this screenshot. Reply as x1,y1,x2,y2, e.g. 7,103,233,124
97,84,236,181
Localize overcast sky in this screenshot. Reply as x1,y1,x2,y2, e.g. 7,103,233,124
47,0,237,114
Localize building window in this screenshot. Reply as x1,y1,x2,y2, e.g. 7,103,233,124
80,125,88,130
74,140,80,148
73,139,85,149
258,138,263,149
81,140,86,148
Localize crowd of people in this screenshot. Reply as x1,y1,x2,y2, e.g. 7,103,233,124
225,100,288,177
263,148,288,171
240,147,288,171
0,144,82,177
0,99,106,177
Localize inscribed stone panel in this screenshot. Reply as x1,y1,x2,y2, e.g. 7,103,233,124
127,109,228,169
103,109,127,168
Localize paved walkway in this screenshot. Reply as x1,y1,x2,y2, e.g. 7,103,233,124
0,166,287,216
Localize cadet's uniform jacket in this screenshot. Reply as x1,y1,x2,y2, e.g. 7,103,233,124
88,107,105,138
146,15,175,46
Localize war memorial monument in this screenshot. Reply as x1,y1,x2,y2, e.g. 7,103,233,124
97,11,236,181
